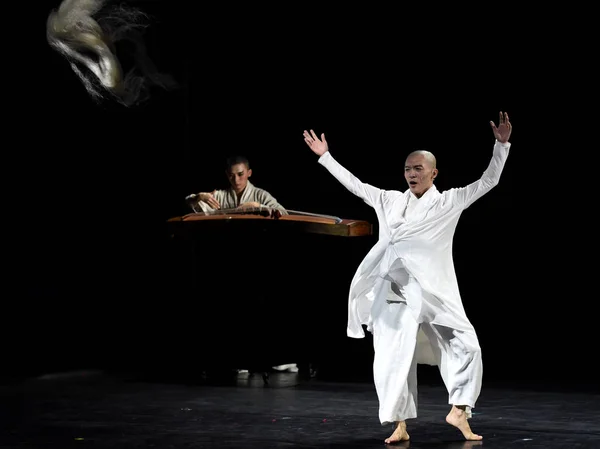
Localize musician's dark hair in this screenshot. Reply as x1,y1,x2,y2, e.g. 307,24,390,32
46,0,177,107
225,155,250,170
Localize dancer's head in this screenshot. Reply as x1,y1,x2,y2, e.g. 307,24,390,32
404,150,438,198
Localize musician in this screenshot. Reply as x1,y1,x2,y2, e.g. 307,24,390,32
186,155,288,215
185,154,296,375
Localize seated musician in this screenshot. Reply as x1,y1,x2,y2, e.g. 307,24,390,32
185,154,297,375
186,155,288,215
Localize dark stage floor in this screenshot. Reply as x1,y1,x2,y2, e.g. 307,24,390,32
1,369,599,449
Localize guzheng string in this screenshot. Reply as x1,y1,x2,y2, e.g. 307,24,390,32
190,207,343,224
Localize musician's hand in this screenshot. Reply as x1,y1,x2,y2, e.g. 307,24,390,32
199,191,220,209
238,202,261,209
303,129,329,156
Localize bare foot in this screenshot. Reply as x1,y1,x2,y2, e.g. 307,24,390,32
384,421,410,444
446,406,483,441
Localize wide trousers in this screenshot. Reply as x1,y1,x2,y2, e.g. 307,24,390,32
370,283,483,425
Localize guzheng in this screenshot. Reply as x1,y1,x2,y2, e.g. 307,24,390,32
167,207,372,237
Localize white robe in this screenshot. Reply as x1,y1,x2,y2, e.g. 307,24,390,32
318,140,511,362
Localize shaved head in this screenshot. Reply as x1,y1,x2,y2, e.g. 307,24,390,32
406,150,436,169
404,150,438,198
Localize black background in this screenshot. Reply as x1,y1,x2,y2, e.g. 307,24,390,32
4,1,594,390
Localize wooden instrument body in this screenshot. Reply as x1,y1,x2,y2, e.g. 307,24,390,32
167,208,372,238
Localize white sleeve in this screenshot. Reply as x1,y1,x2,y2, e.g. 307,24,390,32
318,152,383,208
452,140,511,209
192,190,225,212
255,190,288,215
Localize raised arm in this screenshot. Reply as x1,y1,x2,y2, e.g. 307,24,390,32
454,112,512,208
490,111,512,145
303,129,382,208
